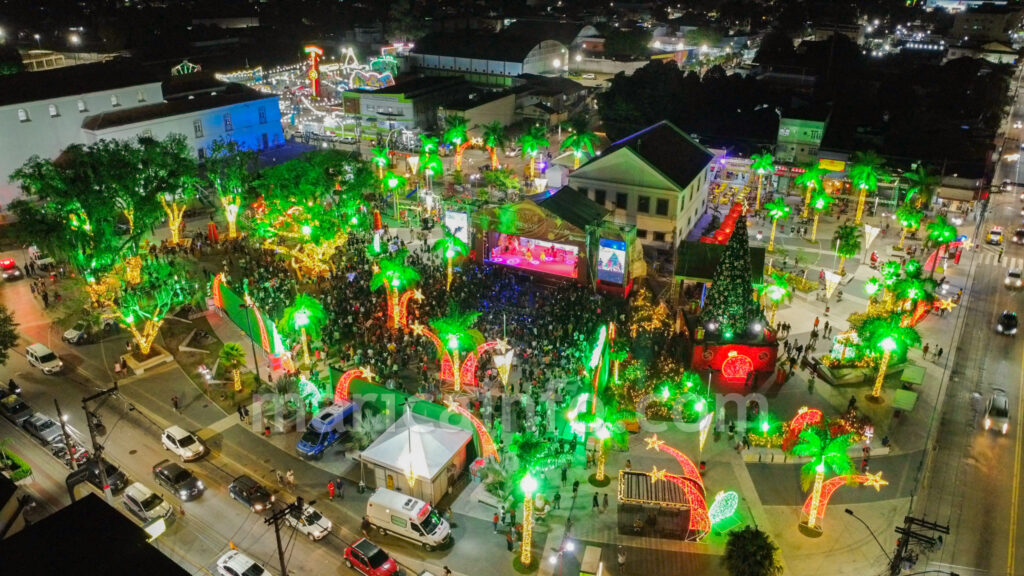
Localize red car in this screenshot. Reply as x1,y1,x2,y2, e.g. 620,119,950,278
343,538,401,576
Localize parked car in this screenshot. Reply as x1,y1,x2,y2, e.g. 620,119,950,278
582,73,596,80
284,503,333,541
997,310,1019,335
153,459,205,501
344,538,401,576
52,438,90,468
161,425,206,461
27,245,54,269
216,550,274,576
228,475,274,513
985,388,1011,435
366,488,451,551
0,258,22,280
122,482,175,525
62,321,91,345
23,412,64,446
0,394,33,426
85,458,129,492
25,343,63,374
296,401,355,459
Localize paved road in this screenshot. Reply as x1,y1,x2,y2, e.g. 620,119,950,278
913,65,1024,576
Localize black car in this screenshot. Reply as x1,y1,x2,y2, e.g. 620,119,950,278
153,459,205,501
1014,229,1024,245
228,475,273,512
997,311,1018,336
85,458,129,493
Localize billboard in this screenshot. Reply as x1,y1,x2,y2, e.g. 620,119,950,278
444,211,470,245
597,238,627,284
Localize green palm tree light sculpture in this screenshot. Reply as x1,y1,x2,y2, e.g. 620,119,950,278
849,151,889,225
560,128,599,170
832,224,862,275
895,204,923,250
809,190,833,242
795,166,826,218
370,249,421,329
281,294,325,367
791,428,854,532
750,152,776,209
761,272,791,326
433,232,469,291
860,315,921,401
219,342,247,391
443,116,470,172
905,163,941,209
370,145,389,180
926,215,957,277
765,197,791,251
383,170,407,219
518,125,549,180
482,121,507,170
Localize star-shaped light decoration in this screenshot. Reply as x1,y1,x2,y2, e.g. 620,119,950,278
410,323,425,335
644,434,665,451
862,471,889,492
413,289,424,301
936,298,956,312
650,465,667,483
360,366,375,383
444,398,460,412
494,338,510,352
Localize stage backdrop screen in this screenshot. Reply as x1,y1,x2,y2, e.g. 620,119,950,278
444,211,470,245
597,238,627,284
487,233,579,279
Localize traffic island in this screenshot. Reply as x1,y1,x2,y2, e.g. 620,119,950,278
588,473,611,488
512,555,539,573
798,520,824,538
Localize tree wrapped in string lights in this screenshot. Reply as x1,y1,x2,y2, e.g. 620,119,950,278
432,232,469,292
205,139,256,240
370,249,421,329
101,258,198,356
280,294,326,367
251,200,349,279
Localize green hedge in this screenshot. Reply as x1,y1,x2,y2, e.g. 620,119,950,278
2,449,32,482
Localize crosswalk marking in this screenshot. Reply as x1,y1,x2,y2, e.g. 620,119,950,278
974,251,1023,268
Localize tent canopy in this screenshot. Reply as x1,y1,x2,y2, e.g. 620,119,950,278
360,409,473,481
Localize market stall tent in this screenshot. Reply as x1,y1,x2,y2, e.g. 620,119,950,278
359,408,473,503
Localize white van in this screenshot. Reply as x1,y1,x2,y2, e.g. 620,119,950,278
366,488,451,551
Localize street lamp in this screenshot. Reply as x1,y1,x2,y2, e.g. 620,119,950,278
69,34,80,63
843,509,892,562
552,58,561,75
33,33,40,48
575,53,582,74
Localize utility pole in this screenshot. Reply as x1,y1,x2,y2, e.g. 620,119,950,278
890,515,949,575
265,496,309,576
83,383,119,503
53,399,76,471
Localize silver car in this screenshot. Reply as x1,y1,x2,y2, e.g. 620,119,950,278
985,388,1011,435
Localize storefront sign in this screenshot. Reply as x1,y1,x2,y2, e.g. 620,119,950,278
818,158,846,172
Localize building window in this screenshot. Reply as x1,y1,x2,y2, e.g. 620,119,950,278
637,195,651,213
223,113,233,132
197,147,206,161
258,106,267,125
637,229,648,239
77,99,87,113
141,129,152,138
193,119,204,139
656,198,669,216
615,192,627,209
594,189,606,206
17,108,29,122
137,89,146,103
48,104,59,117
110,94,120,107
653,231,667,243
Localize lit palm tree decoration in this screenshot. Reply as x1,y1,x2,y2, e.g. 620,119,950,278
443,115,471,172
926,215,957,278
560,127,599,170
860,315,921,400
849,151,889,225
433,232,469,291
518,125,550,180
832,224,862,275
422,154,444,191
765,197,791,251
482,121,507,170
760,272,791,326
904,163,941,209
420,304,481,393
808,190,834,242
280,294,325,367
791,428,854,531
370,249,421,329
383,170,407,219
895,204,924,250
750,152,776,209
864,277,883,311
370,145,389,180
794,165,827,218
219,342,247,391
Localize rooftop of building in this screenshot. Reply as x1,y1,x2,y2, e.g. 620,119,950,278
532,185,609,231
81,82,273,131
0,493,190,576
413,19,584,62
363,75,467,97
513,73,586,96
0,59,161,107
444,89,513,111
589,120,715,190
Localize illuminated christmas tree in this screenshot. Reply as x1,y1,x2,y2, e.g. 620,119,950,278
700,215,765,342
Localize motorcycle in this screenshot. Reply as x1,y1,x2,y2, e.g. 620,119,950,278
7,379,21,396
